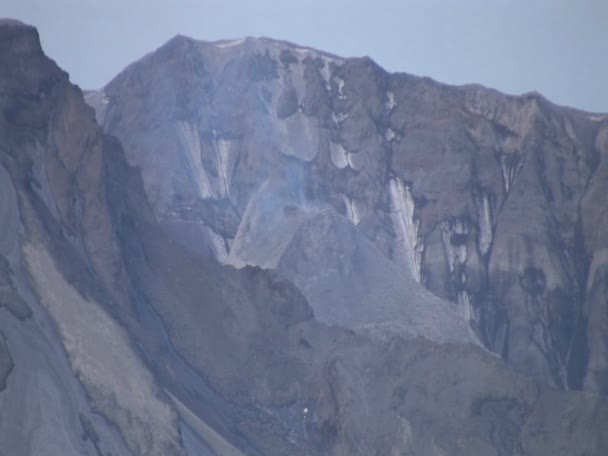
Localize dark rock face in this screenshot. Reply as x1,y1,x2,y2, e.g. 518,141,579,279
1,21,608,456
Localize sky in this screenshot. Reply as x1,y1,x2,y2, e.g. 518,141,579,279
2,0,607,112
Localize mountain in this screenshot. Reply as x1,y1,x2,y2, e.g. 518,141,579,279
1,20,608,455
89,34,608,393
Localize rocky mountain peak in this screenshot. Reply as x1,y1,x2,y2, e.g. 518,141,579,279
2,21,608,456
85,30,608,395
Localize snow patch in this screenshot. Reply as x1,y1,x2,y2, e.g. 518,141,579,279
386,91,397,111
334,76,346,99
389,178,423,282
213,130,236,197
217,138,231,195
499,154,522,193
476,193,493,256
347,151,365,171
214,38,246,49
294,47,314,57
177,122,214,199
329,142,349,169
385,128,397,142
332,112,349,127
341,194,367,226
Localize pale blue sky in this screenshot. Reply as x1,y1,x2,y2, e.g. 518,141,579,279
3,0,607,112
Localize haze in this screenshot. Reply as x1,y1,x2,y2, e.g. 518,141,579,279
3,0,607,112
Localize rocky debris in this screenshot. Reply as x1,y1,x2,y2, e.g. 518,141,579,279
276,210,473,344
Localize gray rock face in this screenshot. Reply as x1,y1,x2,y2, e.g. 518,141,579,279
1,21,608,456
92,34,608,394
0,22,179,456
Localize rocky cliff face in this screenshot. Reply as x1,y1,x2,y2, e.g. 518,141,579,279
91,34,608,393
2,20,608,456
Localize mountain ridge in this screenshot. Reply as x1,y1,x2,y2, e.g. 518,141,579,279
98,31,608,116
89,25,608,393
1,19,608,455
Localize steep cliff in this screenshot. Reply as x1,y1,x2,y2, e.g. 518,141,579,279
1,20,608,456
91,34,608,393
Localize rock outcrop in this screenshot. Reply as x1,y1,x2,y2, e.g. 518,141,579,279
91,34,608,393
1,20,607,455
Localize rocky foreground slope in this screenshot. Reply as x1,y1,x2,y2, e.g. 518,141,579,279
1,20,608,455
